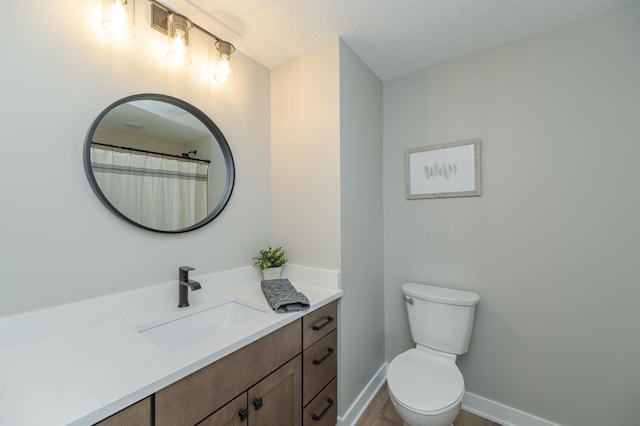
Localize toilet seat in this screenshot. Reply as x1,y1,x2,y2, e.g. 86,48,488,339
387,349,464,414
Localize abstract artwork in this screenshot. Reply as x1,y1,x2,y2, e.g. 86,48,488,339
405,139,481,199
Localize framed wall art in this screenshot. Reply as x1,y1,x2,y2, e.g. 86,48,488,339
405,138,481,199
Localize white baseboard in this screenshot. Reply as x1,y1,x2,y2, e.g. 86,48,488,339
462,392,561,426
337,363,388,426
338,362,561,426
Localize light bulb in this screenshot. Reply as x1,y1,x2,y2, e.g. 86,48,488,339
216,57,231,83
214,40,235,83
167,14,192,65
102,0,135,39
168,33,191,64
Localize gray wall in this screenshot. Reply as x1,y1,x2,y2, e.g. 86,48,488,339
272,39,385,418
339,40,385,414
271,40,342,269
1,0,272,316
383,5,640,426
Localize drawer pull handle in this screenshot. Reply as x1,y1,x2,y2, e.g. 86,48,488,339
312,347,335,365
253,397,263,410
238,407,249,421
311,397,334,421
312,316,334,331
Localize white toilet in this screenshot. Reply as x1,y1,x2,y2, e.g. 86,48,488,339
387,282,479,426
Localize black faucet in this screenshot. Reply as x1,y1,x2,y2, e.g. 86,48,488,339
178,266,201,308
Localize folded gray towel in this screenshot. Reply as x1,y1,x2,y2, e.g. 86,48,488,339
261,278,310,313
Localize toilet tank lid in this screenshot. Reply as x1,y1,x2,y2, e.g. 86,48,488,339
402,283,479,306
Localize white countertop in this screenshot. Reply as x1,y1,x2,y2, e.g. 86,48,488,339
0,266,342,426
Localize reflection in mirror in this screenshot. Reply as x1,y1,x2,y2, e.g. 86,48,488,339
84,94,234,233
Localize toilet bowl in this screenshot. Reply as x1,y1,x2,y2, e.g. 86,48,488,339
387,283,479,426
387,348,464,426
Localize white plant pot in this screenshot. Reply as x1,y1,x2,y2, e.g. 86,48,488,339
261,267,282,280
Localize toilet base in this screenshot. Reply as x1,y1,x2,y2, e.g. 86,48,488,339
403,423,452,426
388,384,461,426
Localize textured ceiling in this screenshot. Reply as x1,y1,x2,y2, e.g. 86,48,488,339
164,0,639,82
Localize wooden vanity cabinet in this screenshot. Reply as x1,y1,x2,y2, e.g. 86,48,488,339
302,301,337,350
247,355,302,425
156,320,301,426
302,302,338,426
303,378,337,426
303,330,337,406
197,394,247,426
102,300,339,426
94,397,151,426
199,355,302,426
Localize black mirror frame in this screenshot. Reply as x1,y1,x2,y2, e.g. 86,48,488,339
83,93,235,234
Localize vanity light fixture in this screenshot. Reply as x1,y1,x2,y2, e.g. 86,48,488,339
167,13,192,65
150,0,236,82
214,40,236,84
102,0,135,39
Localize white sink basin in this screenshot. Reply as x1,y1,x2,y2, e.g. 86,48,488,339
135,298,268,351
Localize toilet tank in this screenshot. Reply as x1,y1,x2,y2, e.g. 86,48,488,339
402,282,479,355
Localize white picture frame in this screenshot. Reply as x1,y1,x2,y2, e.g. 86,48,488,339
405,138,481,199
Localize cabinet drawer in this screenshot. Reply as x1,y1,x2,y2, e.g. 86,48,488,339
302,301,337,349
303,378,337,426
303,329,337,406
156,319,301,426
94,397,151,426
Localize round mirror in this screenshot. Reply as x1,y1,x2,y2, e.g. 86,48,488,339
84,94,234,233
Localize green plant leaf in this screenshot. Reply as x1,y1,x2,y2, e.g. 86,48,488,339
252,246,287,270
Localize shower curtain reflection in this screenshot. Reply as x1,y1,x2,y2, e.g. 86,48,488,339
91,147,209,231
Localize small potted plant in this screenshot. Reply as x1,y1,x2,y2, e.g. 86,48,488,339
253,246,287,280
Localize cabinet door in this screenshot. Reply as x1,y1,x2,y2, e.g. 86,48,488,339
94,397,151,426
248,355,302,426
198,394,248,426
